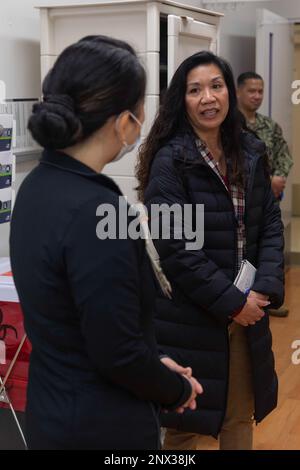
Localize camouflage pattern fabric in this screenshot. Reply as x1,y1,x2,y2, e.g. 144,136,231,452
246,113,293,178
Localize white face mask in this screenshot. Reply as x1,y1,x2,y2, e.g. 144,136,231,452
112,111,142,163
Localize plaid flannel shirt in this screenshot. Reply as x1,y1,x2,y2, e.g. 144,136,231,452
195,139,246,272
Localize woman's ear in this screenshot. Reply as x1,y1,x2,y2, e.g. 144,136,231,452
115,112,132,145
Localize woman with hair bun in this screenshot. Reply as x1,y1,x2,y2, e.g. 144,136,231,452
10,35,202,450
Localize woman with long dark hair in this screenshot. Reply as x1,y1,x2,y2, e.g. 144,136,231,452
136,51,284,450
9,36,202,450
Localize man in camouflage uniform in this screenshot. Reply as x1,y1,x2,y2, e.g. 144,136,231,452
237,71,293,317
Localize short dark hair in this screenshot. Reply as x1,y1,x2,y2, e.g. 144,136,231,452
28,35,146,149
237,72,263,88
136,51,246,199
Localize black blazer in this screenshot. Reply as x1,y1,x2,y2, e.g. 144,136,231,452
10,149,191,450
144,131,284,437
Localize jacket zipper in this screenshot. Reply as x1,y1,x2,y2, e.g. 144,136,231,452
218,155,259,432
187,160,261,433
244,155,260,230
218,326,231,435
192,163,240,275
178,149,262,433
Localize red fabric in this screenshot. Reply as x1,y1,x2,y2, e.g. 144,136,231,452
222,174,229,188
0,301,31,412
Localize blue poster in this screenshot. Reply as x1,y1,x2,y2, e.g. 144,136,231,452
0,116,13,152
0,151,13,190
0,116,14,224
0,165,12,189
0,188,12,224
0,127,12,152
0,195,11,224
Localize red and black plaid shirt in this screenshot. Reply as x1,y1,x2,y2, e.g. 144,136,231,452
195,139,246,272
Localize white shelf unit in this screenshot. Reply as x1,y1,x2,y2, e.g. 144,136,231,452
38,0,222,202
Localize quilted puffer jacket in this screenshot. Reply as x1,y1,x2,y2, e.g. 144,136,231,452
144,131,284,437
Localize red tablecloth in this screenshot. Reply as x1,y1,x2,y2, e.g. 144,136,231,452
0,263,31,412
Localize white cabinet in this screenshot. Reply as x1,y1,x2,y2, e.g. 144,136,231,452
38,0,222,201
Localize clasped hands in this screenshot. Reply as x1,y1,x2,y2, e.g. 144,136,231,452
160,290,270,413
233,290,270,327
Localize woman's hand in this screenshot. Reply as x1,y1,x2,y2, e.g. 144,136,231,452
160,356,192,378
248,290,269,302
179,376,203,413
271,176,286,199
234,296,270,327
160,357,203,413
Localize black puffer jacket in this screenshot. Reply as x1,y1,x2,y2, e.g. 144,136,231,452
10,149,192,450
144,131,284,438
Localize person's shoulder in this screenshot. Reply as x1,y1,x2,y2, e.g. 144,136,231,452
50,169,124,227
150,135,184,171
152,132,197,167
256,112,279,130
68,170,124,209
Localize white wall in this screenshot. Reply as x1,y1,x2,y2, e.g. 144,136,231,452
0,0,153,256
1,0,299,256
196,1,300,76
0,0,41,256
0,0,41,99
197,1,299,217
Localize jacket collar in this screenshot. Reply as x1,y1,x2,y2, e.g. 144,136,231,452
168,130,266,168
40,148,123,195
169,131,203,166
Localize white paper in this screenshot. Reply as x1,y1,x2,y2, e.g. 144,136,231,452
234,259,257,294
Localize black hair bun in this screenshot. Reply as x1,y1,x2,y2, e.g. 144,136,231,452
28,94,82,149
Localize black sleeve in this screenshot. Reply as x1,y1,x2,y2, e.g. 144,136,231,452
251,177,285,308
63,196,191,410
144,148,247,326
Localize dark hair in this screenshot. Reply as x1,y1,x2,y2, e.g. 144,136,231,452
136,51,246,200
28,35,146,149
237,72,263,88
